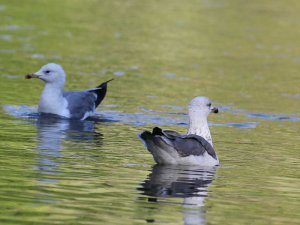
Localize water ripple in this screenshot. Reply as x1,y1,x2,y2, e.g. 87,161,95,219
4,103,298,131
246,113,300,121
3,104,258,129
219,105,300,122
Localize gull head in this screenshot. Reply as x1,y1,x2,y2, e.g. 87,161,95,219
188,96,218,118
26,63,66,85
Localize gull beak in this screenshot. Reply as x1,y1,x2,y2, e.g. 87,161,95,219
211,107,219,113
25,73,39,79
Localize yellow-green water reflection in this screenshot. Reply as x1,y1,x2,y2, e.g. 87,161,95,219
0,0,299,224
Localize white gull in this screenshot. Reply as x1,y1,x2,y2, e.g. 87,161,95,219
139,96,219,166
26,63,113,120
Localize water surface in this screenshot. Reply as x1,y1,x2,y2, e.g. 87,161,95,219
0,1,299,225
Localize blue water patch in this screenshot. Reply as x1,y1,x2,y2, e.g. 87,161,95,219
220,104,300,122
6,103,298,130
214,122,258,129
3,105,39,118
2,104,257,129
246,113,300,121
113,70,126,76
97,110,259,128
97,110,186,126
36,179,57,183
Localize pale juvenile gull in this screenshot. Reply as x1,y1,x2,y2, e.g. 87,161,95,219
139,96,219,166
26,63,113,120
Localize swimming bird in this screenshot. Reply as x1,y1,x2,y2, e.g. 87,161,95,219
26,63,113,120
139,96,219,166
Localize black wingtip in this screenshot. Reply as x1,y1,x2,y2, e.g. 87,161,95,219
91,78,114,108
97,78,114,88
105,78,114,83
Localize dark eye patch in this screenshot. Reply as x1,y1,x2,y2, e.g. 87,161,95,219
207,103,211,107
45,70,51,74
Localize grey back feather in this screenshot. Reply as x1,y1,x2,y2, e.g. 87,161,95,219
63,91,96,119
159,130,217,159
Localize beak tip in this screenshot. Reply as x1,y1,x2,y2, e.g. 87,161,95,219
212,108,219,113
25,73,39,79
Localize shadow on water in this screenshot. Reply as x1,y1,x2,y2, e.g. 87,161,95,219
138,165,217,225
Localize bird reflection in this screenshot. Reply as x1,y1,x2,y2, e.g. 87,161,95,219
34,114,103,180
138,165,217,225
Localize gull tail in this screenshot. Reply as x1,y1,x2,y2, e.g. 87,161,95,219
89,79,114,108
139,127,166,149
139,128,176,164
139,131,158,155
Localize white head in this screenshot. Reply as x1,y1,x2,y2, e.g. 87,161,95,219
187,96,218,145
26,63,66,86
188,96,218,118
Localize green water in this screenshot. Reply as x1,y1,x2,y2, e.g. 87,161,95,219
0,0,299,224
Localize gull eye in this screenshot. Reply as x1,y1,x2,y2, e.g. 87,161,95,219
207,103,211,107
45,70,51,74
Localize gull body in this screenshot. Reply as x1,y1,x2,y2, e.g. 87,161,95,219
139,97,219,166
27,63,112,120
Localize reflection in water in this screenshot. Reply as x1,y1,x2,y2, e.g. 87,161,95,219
34,114,103,181
138,165,217,225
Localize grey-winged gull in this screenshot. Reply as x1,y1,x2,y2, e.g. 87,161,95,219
139,96,219,166
26,63,113,120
